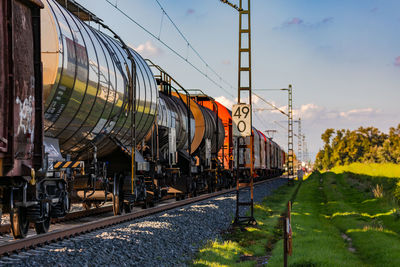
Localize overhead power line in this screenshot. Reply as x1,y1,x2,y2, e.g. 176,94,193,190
252,92,288,116
253,108,275,111
252,102,272,127
219,0,242,11
104,0,235,98
154,0,236,92
274,121,300,138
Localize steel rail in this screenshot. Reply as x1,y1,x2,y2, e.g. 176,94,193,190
0,177,284,257
0,206,113,235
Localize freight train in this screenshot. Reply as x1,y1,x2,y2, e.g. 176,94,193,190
0,0,285,239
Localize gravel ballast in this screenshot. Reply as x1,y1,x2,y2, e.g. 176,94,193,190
4,178,287,266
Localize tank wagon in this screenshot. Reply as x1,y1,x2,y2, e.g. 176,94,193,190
0,0,286,239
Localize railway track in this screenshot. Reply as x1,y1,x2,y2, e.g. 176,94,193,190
0,177,283,257
0,206,114,235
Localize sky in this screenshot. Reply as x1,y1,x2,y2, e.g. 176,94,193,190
75,0,400,161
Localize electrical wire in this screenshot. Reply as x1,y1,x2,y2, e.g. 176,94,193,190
219,0,242,11
274,121,301,138
252,102,271,127
104,0,235,98
154,0,236,92
252,92,288,116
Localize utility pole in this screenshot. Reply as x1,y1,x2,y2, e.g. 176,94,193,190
275,118,302,169
253,86,294,183
287,85,294,183
292,118,302,175
221,0,255,226
302,134,307,164
297,118,302,170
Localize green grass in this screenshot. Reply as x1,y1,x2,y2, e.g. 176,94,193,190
193,164,400,266
331,162,400,178
192,240,254,267
332,162,400,202
268,168,400,266
321,172,400,266
267,173,364,266
192,182,299,267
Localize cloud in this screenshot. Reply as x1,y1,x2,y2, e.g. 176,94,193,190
293,104,380,121
286,17,303,26
130,41,163,58
186,8,195,16
370,7,379,13
321,17,334,24
268,104,288,115
214,99,384,138
215,96,235,109
254,102,382,124
279,17,334,29
339,108,380,118
394,56,400,67
232,101,393,159
295,103,325,119
215,95,260,109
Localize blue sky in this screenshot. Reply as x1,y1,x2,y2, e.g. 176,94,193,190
77,0,400,160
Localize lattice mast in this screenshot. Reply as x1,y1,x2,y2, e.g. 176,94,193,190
220,0,255,225
287,85,294,181
297,118,302,170
236,0,255,225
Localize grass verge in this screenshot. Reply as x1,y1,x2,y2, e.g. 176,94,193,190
191,181,300,267
267,165,400,266
331,162,400,178
267,172,364,266
193,164,400,266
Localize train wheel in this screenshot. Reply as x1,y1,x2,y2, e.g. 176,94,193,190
124,202,132,213
113,194,123,215
10,207,29,239
112,174,123,215
149,200,155,208
34,216,50,234
82,201,91,210
141,200,149,209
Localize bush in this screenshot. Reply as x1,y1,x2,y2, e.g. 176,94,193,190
394,181,400,201
372,184,384,198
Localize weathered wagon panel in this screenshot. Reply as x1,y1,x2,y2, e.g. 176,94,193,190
0,0,43,178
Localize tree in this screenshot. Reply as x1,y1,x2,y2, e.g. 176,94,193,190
379,124,400,163
314,124,399,170
314,150,324,170
321,128,335,146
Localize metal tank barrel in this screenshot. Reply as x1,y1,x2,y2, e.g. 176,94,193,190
41,0,158,158
197,105,225,155
157,93,195,151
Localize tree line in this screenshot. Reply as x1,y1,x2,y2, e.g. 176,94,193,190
314,124,400,170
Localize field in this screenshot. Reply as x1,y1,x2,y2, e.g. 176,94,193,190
331,163,400,178
193,164,400,266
